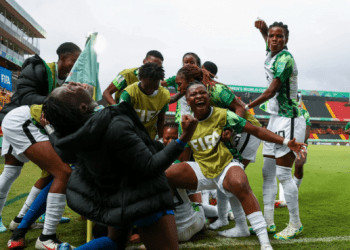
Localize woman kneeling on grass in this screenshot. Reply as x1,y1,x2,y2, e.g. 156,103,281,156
42,81,198,250
165,81,306,250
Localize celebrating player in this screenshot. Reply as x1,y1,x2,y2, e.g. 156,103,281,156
166,81,306,250
103,50,164,104
174,63,262,233
0,43,81,236
245,19,306,240
119,63,182,139
42,81,198,250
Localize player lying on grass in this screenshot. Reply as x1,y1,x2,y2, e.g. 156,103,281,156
41,81,199,250
119,63,184,140
248,19,306,240
0,43,81,234
174,63,262,234
276,95,311,208
165,81,307,250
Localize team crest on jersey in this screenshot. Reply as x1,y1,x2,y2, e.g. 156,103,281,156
190,131,221,151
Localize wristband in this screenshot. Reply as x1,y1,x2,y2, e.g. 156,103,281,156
283,138,290,146
176,139,187,147
44,124,55,135
244,104,250,111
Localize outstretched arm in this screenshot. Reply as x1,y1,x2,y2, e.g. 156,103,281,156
242,122,306,159
247,78,281,109
255,19,268,43
169,91,185,104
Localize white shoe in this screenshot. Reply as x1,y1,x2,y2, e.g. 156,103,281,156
261,242,273,250
9,220,43,231
35,237,75,250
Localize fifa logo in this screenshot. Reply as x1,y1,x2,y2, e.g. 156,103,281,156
190,131,221,151
135,109,161,122
1,74,11,85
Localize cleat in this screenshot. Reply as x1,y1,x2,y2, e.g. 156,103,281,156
39,213,70,224
261,242,273,250
274,223,303,240
249,224,276,235
35,237,75,250
9,220,43,231
274,200,287,208
7,228,27,249
7,238,25,249
0,215,7,233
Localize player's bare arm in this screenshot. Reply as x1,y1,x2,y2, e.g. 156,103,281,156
255,19,268,42
247,78,282,109
102,82,118,105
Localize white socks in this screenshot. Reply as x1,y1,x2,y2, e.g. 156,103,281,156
276,165,301,227
278,182,285,201
42,193,66,235
294,176,303,189
218,193,250,237
209,189,229,230
247,211,269,245
17,186,41,218
262,158,277,226
0,165,22,215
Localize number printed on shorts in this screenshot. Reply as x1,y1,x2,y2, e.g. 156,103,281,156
173,189,184,207
275,130,285,138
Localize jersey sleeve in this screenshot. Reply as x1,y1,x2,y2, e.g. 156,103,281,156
345,122,350,130
165,76,177,89
211,84,236,108
272,52,295,83
302,110,312,126
161,103,169,113
225,110,247,133
119,90,132,104
112,74,127,90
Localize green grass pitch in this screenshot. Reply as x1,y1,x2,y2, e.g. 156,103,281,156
0,145,349,249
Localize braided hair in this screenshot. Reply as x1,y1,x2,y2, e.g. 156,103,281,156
182,53,201,67
268,22,289,39
138,63,165,81
177,64,216,89
43,95,92,136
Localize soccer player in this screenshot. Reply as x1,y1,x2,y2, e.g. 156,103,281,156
103,50,164,105
119,63,170,139
245,19,306,240
163,122,206,242
276,95,311,207
166,81,306,250
41,81,199,250
0,43,81,234
174,64,262,233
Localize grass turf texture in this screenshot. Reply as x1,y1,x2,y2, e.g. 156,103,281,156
0,145,349,249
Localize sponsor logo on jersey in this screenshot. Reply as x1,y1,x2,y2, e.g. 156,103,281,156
190,131,221,151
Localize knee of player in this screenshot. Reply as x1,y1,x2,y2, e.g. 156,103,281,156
229,179,250,195
59,166,72,180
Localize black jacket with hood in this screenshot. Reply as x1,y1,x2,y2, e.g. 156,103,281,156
51,102,184,227
0,55,53,123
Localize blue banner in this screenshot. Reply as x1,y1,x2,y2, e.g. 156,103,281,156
0,66,12,91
